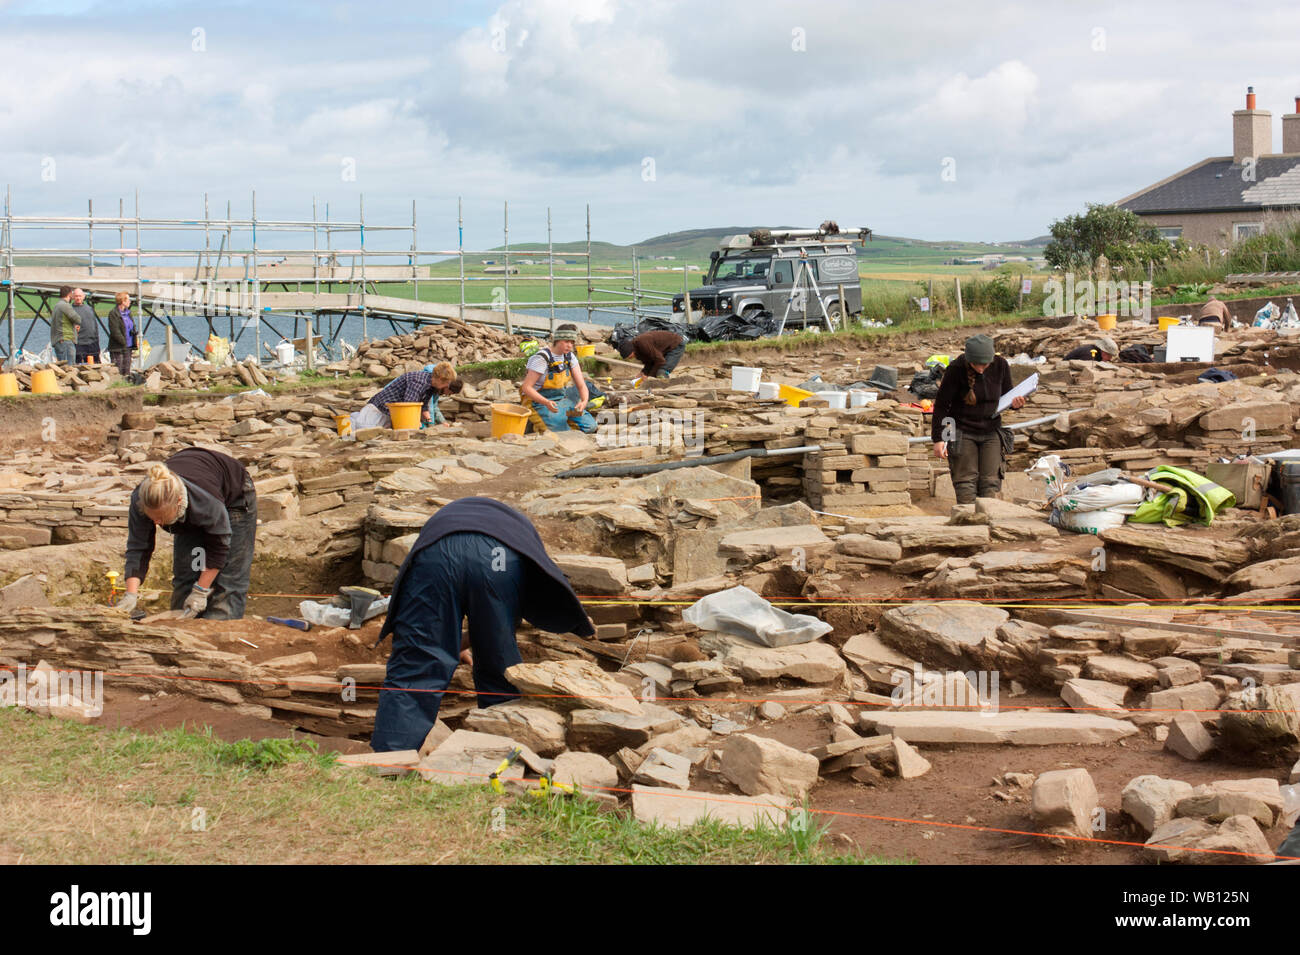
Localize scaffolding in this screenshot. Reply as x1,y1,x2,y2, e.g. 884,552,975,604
0,189,674,364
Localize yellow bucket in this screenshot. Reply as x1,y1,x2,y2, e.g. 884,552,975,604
575,344,596,358
388,401,423,430
491,402,530,438
333,413,353,437
778,384,813,407
1157,315,1180,331
0,373,17,397
1097,313,1117,330
30,369,60,394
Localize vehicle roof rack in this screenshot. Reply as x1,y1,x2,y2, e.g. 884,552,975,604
721,225,872,250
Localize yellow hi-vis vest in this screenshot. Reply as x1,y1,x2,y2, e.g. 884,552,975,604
535,348,577,392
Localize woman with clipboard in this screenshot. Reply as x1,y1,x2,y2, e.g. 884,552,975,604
931,334,1026,503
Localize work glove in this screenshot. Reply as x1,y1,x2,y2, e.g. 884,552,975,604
114,592,138,613
183,583,213,617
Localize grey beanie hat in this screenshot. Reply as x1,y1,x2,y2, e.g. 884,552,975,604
965,334,995,365
552,323,580,342
1095,336,1119,355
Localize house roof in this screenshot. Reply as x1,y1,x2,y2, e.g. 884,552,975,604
1119,155,1300,215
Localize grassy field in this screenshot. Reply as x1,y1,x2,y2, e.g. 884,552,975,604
0,709,901,865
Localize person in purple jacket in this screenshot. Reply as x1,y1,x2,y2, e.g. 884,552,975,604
106,292,137,376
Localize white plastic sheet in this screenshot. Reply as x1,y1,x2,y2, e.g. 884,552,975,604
682,585,831,647
299,597,389,628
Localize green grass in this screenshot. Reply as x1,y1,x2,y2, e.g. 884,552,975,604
0,709,898,865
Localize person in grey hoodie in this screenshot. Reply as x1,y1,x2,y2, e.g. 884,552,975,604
72,288,100,364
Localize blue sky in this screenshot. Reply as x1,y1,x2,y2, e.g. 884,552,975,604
2,0,1299,251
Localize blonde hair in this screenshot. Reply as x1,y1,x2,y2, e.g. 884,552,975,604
115,292,130,306
139,463,184,514
430,361,457,385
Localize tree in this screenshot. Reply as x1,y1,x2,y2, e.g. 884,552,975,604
1044,203,1172,272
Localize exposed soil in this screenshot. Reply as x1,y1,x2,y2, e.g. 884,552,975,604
0,391,143,454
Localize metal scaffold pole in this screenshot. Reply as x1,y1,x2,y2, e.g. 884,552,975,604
503,201,511,335
457,196,465,322
411,199,419,306
547,207,555,334
359,193,367,344
253,189,261,363
586,204,592,327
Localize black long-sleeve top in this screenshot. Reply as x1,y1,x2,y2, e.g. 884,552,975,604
930,354,1013,442
124,448,249,581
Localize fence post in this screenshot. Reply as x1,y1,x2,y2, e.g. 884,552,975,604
955,276,964,322
305,318,314,371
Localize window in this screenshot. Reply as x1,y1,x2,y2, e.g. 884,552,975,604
712,254,772,282
1234,223,1264,241
1157,226,1182,240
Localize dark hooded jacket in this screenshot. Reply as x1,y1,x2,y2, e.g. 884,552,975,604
377,497,595,643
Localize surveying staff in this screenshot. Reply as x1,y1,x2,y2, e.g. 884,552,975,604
370,497,595,752
115,448,258,620
617,329,686,379
520,323,597,433
352,361,457,431
932,334,1025,504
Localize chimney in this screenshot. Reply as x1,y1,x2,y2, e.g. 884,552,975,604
1234,85,1273,162
1284,96,1300,154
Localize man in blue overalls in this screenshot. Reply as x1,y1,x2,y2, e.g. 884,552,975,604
370,497,595,752
519,324,598,433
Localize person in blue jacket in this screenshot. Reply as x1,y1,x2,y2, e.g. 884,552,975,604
370,497,595,752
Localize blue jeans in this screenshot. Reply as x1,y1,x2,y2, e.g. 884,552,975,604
532,387,597,433
371,532,525,752
52,341,75,364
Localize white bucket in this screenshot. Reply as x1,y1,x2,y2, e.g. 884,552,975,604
275,340,295,365
849,389,877,406
757,382,780,400
823,391,848,409
731,366,762,392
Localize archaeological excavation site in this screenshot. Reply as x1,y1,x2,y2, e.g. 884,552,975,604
3,309,1299,868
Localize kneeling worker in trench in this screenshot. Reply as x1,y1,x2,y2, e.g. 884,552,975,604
616,328,686,382
115,448,258,620
519,323,599,433
351,361,458,431
931,334,1026,504
370,497,595,752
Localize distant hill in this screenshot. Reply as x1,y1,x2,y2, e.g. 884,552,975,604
495,227,1045,266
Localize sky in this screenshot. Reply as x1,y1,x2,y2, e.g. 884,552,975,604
3,0,1300,252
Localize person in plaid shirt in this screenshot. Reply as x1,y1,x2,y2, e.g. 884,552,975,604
352,361,457,431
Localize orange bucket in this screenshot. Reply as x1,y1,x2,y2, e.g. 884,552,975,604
388,401,423,430
491,403,530,438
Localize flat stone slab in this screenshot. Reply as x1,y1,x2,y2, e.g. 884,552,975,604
631,784,791,830
863,710,1139,745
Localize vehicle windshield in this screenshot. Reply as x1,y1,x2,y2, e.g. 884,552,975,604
710,254,772,283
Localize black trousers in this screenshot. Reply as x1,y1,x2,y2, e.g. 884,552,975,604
947,430,1004,504
370,532,525,752
169,479,257,620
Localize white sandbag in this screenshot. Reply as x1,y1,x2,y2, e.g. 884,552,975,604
1055,508,1129,534
1050,481,1145,513
682,585,831,648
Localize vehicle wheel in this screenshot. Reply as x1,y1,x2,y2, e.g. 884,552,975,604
825,301,845,324
741,305,764,319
